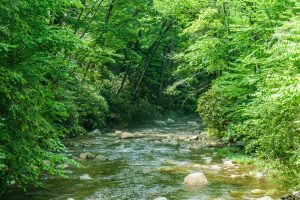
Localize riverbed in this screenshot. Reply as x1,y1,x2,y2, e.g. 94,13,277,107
5,119,287,200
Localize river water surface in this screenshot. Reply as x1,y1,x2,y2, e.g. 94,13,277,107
5,119,287,200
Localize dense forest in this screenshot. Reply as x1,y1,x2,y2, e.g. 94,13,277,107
0,0,299,197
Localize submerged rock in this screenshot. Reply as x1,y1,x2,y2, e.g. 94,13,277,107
80,152,96,160
184,172,208,186
118,132,135,139
79,174,92,180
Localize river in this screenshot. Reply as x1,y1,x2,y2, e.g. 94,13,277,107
5,118,287,200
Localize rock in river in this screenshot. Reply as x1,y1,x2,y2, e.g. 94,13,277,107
223,160,234,166
79,174,92,180
80,152,96,160
184,172,208,186
87,129,101,136
118,131,135,139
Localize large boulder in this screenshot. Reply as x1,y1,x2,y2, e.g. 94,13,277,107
118,132,135,139
184,172,208,186
80,152,96,160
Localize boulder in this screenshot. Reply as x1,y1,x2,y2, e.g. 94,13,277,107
257,196,273,200
80,152,96,160
154,197,168,200
118,132,135,139
187,121,198,127
184,172,208,186
95,155,107,161
79,174,92,180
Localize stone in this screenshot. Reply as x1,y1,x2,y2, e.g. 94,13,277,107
184,172,208,186
257,196,273,200
80,152,96,160
203,157,212,164
251,189,264,194
79,174,92,180
223,160,234,166
187,121,198,127
190,135,199,140
166,118,175,124
154,197,168,200
118,131,135,139
87,129,101,136
95,155,107,161
210,165,221,171
193,164,201,168
256,172,265,180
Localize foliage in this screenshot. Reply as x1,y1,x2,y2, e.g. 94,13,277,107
170,0,300,187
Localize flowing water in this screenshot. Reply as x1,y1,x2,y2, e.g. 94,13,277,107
5,119,287,200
